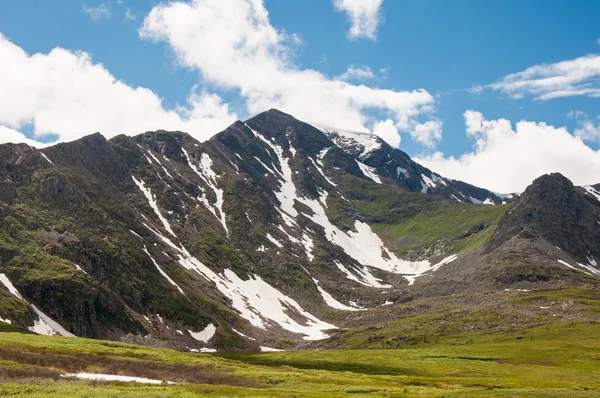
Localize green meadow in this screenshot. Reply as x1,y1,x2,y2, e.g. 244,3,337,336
0,318,599,397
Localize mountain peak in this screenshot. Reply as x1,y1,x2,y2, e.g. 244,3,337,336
487,172,600,264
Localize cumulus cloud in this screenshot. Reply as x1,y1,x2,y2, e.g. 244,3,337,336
411,119,443,148
373,119,400,148
487,54,600,100
336,66,376,81
0,33,237,145
140,0,434,138
568,110,600,143
416,111,600,193
0,126,47,147
333,0,384,40
82,3,111,21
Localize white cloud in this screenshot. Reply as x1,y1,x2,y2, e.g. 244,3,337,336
0,126,47,147
411,119,443,148
140,0,434,137
373,119,400,148
336,66,376,81
82,3,111,21
333,0,384,40
488,54,600,100
574,119,600,142
568,111,600,143
416,111,600,193
0,33,237,145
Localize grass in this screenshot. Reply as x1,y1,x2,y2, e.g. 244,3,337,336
0,301,599,397
329,174,508,255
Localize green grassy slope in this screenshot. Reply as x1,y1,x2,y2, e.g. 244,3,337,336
330,174,508,256
1,300,599,397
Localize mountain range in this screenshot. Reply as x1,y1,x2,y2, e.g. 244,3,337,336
0,109,598,352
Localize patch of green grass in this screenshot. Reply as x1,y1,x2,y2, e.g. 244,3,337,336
0,317,599,396
332,174,507,255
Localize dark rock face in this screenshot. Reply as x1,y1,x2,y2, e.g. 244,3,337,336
487,173,600,265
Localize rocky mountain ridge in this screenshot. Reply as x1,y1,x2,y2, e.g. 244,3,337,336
0,109,598,351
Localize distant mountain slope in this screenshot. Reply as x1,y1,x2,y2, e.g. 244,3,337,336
0,109,596,351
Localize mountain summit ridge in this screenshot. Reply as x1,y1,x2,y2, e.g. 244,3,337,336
0,109,598,351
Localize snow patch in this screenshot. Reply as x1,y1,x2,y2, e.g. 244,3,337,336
583,185,600,201
188,323,216,343
0,273,23,299
421,174,436,193
143,246,185,295
40,153,54,166
266,233,283,248
30,304,76,337
396,167,408,178
132,176,176,237
182,149,228,236
144,224,336,340
356,161,381,184
313,278,360,311
260,346,284,352
62,373,173,384
232,328,256,341
330,131,381,158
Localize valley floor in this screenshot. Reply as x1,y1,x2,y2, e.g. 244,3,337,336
0,320,599,397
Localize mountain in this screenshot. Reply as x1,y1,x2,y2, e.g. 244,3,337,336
0,109,598,352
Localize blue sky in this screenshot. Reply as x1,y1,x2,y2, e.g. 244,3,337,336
1,0,599,191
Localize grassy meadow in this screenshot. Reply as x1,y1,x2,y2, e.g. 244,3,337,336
0,314,599,397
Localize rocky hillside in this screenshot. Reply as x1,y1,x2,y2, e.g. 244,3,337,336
0,109,598,352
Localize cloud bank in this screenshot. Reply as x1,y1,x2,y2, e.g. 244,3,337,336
0,33,237,146
417,111,600,193
140,0,434,140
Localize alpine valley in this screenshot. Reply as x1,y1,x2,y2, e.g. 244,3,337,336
1,109,600,395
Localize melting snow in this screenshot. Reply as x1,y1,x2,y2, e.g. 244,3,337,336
557,259,599,277
431,174,447,186
583,185,600,201
260,346,284,352
356,161,382,184
72,263,87,274
266,233,283,248
143,246,185,295
396,167,408,178
0,274,23,299
333,261,391,289
0,317,11,324
30,304,76,337
188,323,216,343
313,279,360,311
132,176,176,237
200,348,217,353
405,254,459,285
330,131,381,158
232,328,256,341
308,156,337,187
421,174,436,193
143,224,336,340
182,149,228,236
62,373,173,384
40,153,54,166
254,156,277,175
